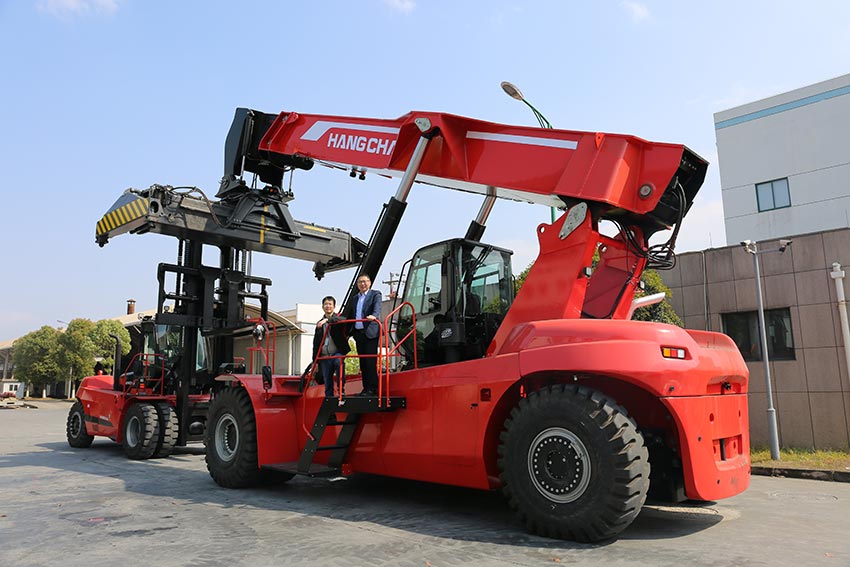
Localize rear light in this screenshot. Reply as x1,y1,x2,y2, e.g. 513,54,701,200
661,346,687,359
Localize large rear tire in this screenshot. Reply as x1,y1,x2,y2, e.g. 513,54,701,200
122,402,161,460
153,402,179,458
498,384,650,543
66,401,94,448
205,387,264,488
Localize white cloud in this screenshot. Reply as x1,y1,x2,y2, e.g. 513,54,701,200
36,0,119,18
620,1,650,23
382,0,415,14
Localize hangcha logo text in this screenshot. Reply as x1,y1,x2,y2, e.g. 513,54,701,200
300,121,400,156
327,133,397,155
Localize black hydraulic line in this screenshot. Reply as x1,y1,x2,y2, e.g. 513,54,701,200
464,220,486,242
341,122,434,315
342,197,407,314
176,240,202,446
215,246,236,371
176,239,184,302
110,334,122,391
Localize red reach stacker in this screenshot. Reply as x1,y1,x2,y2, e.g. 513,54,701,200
73,106,750,543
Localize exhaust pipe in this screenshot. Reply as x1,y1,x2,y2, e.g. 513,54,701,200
110,333,122,391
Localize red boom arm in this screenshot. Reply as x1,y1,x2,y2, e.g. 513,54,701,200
257,110,706,233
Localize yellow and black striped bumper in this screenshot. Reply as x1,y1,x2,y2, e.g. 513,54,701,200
96,195,149,240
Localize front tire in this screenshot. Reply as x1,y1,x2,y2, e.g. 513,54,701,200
498,384,650,543
205,387,263,488
122,402,161,460
66,401,94,448
153,402,179,458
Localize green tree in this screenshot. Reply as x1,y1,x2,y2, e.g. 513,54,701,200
89,319,131,373
12,326,63,395
631,269,683,327
57,318,96,381
344,338,360,375
513,262,533,295
343,337,391,376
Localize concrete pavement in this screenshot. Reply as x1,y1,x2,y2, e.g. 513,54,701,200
1,400,849,566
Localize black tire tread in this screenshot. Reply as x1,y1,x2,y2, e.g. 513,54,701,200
497,384,650,543
66,401,94,448
153,402,179,458
122,402,161,460
205,387,263,488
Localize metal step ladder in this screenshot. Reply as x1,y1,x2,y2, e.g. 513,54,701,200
262,395,406,477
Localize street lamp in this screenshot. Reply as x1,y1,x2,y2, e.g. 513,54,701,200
500,81,553,129
740,238,792,460
501,81,556,222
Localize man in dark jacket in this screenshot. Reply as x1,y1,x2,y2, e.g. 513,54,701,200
346,273,382,396
312,296,350,397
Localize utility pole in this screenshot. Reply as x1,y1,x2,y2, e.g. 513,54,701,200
383,272,400,299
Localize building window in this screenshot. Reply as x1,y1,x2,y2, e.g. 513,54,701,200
722,308,795,361
756,178,791,212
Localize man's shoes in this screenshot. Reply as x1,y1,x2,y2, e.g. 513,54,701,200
354,390,377,397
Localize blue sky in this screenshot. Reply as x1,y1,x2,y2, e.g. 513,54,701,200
2,0,849,341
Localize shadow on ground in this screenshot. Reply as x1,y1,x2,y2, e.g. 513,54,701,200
2,440,722,547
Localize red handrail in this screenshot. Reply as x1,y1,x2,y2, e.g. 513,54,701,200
380,302,417,406
311,319,348,403
308,306,417,408
312,317,381,399
121,353,167,396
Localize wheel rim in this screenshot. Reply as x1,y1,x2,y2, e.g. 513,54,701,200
215,413,239,462
527,427,591,503
126,416,140,447
70,412,83,437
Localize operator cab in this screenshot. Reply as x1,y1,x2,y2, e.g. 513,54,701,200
397,238,513,366
142,322,209,372
126,318,211,386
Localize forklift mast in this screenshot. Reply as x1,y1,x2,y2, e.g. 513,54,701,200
94,112,372,443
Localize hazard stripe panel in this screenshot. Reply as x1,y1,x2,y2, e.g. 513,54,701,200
96,198,149,236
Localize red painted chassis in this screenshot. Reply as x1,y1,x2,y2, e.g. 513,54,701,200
231,313,748,502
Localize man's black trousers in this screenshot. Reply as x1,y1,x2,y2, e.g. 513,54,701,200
352,329,379,393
